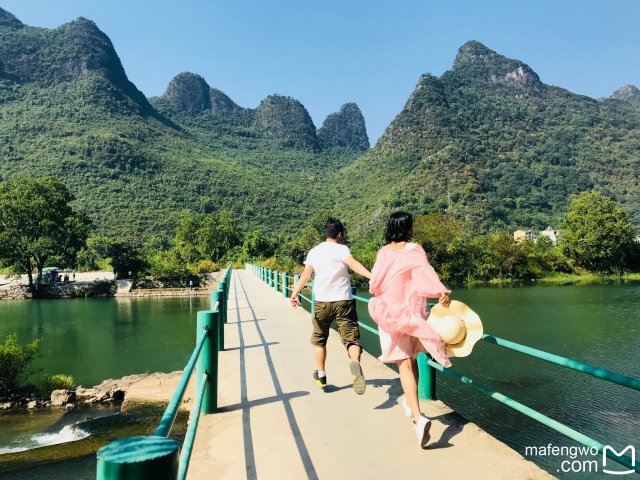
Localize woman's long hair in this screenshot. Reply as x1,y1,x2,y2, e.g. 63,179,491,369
384,212,413,243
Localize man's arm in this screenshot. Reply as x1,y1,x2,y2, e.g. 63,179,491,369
344,256,372,280
290,264,313,307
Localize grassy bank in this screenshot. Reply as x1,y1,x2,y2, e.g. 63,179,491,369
444,272,640,289
536,272,640,286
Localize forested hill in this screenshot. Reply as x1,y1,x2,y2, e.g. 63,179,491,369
0,8,368,240
149,72,369,171
0,7,638,244
335,41,640,238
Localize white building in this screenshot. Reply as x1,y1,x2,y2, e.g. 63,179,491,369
539,227,559,245
513,229,536,243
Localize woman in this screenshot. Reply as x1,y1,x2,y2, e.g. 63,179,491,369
368,212,451,448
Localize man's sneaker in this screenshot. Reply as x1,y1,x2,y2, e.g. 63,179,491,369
350,361,366,395
401,397,412,417
312,371,327,389
413,415,432,448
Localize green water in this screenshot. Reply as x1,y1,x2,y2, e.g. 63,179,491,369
0,296,203,478
351,282,640,479
1,284,639,478
0,296,210,387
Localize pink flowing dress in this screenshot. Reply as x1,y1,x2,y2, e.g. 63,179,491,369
368,243,452,367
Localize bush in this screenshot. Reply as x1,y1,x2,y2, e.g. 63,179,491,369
97,258,113,271
0,334,40,396
40,374,75,396
76,248,100,271
195,259,218,274
257,256,290,271
147,248,194,281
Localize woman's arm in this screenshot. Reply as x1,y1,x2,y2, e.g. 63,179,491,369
412,247,451,300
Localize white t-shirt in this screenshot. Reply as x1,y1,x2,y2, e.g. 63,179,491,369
304,242,353,302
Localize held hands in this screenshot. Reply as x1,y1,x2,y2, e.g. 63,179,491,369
438,292,451,307
290,295,301,308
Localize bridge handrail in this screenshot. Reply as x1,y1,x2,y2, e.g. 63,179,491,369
96,265,233,480
247,264,640,473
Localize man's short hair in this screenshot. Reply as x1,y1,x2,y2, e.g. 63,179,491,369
323,218,344,239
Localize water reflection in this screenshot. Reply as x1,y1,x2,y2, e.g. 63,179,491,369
0,296,208,387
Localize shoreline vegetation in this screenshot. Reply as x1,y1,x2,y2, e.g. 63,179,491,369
1,178,638,300
468,271,640,288
2,269,639,301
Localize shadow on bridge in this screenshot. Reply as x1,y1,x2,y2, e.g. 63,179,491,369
233,273,318,480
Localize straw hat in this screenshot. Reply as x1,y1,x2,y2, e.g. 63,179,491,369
427,300,483,357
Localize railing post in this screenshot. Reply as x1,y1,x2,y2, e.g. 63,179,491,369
417,352,436,400
218,278,227,324
293,274,300,303
269,269,274,287
210,289,217,310
310,278,315,318
282,272,287,298
273,270,279,291
97,436,180,480
197,310,218,414
211,290,224,351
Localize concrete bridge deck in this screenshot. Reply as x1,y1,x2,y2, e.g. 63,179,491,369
187,269,552,480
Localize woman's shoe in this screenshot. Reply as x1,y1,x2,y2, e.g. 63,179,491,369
413,415,431,448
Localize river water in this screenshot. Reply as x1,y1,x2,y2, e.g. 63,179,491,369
0,284,638,478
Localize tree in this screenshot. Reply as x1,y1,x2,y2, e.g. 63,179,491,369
175,214,204,264
109,241,147,279
147,248,194,283
0,176,90,292
0,334,40,396
562,191,636,272
242,230,276,259
197,210,242,262
413,213,463,270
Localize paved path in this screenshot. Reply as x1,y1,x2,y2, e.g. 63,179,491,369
187,270,553,480
0,270,114,288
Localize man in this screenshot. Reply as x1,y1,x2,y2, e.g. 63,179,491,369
290,218,372,394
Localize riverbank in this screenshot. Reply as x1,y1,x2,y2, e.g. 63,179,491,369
0,372,189,414
0,270,222,301
0,372,191,476
454,271,640,288
350,272,640,291
536,271,640,285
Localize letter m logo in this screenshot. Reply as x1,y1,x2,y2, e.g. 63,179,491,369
603,445,636,475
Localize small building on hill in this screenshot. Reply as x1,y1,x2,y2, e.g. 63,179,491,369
513,229,536,243
539,227,560,245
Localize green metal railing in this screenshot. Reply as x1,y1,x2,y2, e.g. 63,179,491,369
247,264,640,474
96,266,233,480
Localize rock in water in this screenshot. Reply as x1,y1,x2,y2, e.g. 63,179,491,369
51,389,76,407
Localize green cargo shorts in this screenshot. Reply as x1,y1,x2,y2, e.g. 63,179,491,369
311,300,360,350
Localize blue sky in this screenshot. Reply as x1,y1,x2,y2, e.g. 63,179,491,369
2,0,638,142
